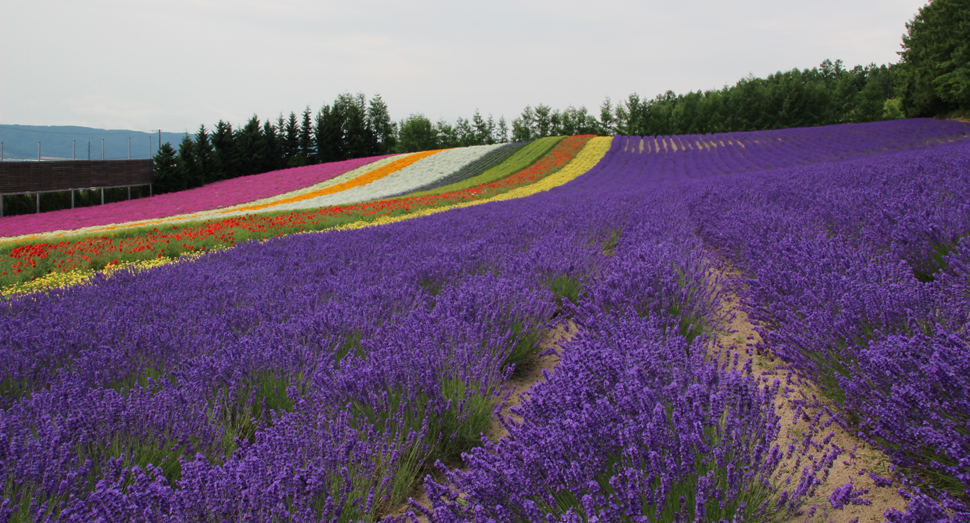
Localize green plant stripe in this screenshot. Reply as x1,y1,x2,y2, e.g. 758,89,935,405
389,141,530,197
400,136,565,199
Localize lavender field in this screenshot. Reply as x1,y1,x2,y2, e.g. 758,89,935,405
2,119,969,522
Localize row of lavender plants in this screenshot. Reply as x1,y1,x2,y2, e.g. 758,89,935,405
576,119,969,185
417,191,845,522
0,197,612,521
674,125,970,516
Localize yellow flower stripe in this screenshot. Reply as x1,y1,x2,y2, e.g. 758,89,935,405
0,251,211,298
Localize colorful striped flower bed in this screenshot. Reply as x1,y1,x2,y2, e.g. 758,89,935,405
0,155,395,241
0,136,597,294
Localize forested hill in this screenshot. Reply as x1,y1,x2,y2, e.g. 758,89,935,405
0,125,185,160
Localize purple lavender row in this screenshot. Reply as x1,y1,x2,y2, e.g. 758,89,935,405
418,119,970,522
568,119,969,187
0,194,611,521
418,166,846,521
683,135,970,517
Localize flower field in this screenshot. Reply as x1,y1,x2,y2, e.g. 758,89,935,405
1,119,970,522
0,155,398,241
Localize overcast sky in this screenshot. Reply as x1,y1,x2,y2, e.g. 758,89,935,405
0,0,927,133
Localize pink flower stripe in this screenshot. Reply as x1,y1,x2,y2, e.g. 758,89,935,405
0,155,394,239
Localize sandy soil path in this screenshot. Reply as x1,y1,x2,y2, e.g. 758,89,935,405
386,322,578,522
716,270,907,522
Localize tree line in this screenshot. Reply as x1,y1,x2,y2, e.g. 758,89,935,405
153,0,967,194
153,59,904,194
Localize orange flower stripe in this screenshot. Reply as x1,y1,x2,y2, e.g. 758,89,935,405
218,149,444,214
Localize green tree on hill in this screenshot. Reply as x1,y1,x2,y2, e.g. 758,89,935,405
368,94,396,154
896,0,970,117
397,114,437,152
151,142,180,194
175,135,197,192
193,124,214,187
282,112,301,166
210,120,237,182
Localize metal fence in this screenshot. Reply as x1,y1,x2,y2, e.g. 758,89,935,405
0,160,153,217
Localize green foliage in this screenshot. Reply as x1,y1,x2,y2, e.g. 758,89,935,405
401,136,563,198
396,114,438,153
896,0,970,117
175,134,197,192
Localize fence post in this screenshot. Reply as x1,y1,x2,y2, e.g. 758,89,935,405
71,190,75,209
128,186,131,200
36,193,40,213
101,188,104,205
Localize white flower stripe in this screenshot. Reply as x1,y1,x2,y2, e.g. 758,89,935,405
268,144,503,212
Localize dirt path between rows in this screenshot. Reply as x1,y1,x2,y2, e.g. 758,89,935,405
386,322,578,522
388,267,909,522
716,270,907,522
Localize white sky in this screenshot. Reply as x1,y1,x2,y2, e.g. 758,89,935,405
0,0,926,134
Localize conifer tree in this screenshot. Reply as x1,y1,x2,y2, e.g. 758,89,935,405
151,142,180,194
315,104,345,164
367,94,396,154
298,106,315,164
283,112,300,165
263,119,282,171
194,124,214,187
211,120,237,182
175,135,197,191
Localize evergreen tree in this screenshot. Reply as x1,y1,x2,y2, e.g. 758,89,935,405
283,112,300,165
176,135,198,191
454,117,475,146
599,97,616,136
435,119,458,149
211,120,237,181
263,119,283,171
496,117,510,143
367,94,396,154
194,124,214,187
298,106,315,164
337,93,371,159
472,110,496,145
511,105,536,142
236,116,266,176
151,142,180,194
316,104,345,164
896,0,970,116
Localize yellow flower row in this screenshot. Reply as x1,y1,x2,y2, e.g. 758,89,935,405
0,251,211,298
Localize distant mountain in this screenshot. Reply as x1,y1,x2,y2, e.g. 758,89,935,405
0,125,188,161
